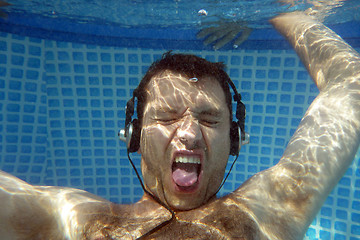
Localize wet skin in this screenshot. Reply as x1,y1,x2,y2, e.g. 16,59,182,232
80,194,260,240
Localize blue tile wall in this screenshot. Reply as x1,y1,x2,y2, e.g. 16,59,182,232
0,31,359,240
0,33,47,184
43,43,152,203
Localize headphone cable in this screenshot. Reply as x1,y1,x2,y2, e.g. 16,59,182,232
212,154,239,197
126,151,176,239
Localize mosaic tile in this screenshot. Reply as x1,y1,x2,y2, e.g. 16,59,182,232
0,31,359,239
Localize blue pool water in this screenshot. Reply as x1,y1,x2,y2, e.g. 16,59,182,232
0,1,359,239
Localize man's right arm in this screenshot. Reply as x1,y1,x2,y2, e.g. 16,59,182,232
0,170,109,239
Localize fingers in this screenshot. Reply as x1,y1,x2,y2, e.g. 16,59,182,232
196,26,222,39
203,28,234,46
233,28,253,48
197,21,252,50
0,0,11,19
213,29,243,50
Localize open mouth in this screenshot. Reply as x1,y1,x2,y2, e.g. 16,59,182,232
171,155,201,192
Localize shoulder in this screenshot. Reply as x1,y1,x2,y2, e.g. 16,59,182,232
230,167,310,239
82,198,172,239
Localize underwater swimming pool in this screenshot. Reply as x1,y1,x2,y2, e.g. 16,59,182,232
0,0,359,239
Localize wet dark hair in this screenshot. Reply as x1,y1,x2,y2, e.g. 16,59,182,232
134,51,233,123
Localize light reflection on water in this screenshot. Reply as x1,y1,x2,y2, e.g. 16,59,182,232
3,0,360,28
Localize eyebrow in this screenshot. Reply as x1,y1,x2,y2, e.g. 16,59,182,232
152,106,224,118
200,109,222,117
153,107,178,114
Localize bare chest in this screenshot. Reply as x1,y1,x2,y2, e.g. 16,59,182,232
83,200,261,240
146,210,260,240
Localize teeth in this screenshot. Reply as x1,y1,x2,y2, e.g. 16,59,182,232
175,156,201,164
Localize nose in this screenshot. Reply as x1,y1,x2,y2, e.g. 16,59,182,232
177,116,203,149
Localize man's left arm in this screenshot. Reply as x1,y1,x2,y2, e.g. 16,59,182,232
232,12,360,239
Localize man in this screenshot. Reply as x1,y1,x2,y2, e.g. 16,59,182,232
0,11,359,239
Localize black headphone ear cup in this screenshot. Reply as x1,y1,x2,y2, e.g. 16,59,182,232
128,119,141,152
230,121,240,156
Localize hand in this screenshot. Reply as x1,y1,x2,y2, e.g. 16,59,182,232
197,20,252,50
0,1,11,19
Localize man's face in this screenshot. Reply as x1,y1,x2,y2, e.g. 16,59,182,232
140,70,231,210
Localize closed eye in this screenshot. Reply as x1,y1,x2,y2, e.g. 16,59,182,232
153,113,180,125
153,108,180,125
155,117,178,125
199,110,222,127
199,115,221,127
200,118,219,127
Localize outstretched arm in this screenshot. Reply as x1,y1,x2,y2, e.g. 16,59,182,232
0,170,110,239
0,170,173,239
234,12,360,239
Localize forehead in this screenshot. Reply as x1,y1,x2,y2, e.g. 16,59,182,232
145,70,227,110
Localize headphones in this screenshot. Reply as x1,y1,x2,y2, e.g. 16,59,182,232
118,78,249,155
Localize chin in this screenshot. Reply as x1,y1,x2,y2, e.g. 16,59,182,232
169,200,202,211
164,181,220,211
166,191,216,211
164,189,204,211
